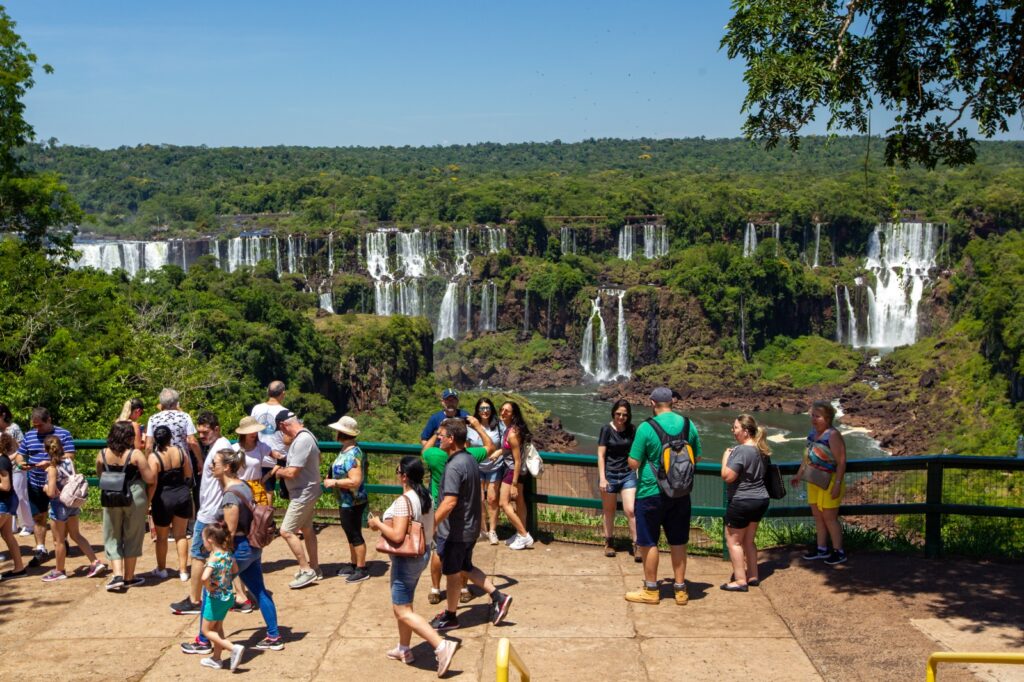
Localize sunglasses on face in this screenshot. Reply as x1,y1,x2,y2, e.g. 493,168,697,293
479,406,492,412
614,411,629,417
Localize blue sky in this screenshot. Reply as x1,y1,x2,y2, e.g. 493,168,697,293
7,1,1021,149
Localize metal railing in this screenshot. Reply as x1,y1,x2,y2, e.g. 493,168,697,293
496,638,531,682
926,651,1024,681
69,441,1024,557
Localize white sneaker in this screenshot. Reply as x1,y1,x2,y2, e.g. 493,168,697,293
179,571,189,582
487,530,499,545
522,533,534,548
199,657,222,670
508,535,528,551
17,527,32,537
152,568,169,580
229,644,245,671
504,535,516,546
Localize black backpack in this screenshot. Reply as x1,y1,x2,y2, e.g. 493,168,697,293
99,449,134,508
645,417,696,498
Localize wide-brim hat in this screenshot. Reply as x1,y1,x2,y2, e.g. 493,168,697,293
328,415,360,437
235,416,264,435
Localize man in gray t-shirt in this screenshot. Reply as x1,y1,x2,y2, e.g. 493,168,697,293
272,410,322,589
430,418,514,632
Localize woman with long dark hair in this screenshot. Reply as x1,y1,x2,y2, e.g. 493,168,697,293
473,398,504,545
597,399,638,559
148,424,194,581
369,455,457,675
97,420,155,591
498,401,534,550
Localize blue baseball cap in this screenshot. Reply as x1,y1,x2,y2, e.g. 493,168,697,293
441,388,459,400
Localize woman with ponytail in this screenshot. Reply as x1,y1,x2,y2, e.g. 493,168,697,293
719,414,771,592
368,455,457,676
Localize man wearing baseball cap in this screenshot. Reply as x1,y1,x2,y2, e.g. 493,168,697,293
271,410,322,589
625,387,702,606
419,388,468,449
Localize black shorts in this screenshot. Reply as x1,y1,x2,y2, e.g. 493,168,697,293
151,486,194,527
725,497,770,529
28,485,50,518
436,536,476,576
338,504,366,547
635,493,692,547
261,466,277,494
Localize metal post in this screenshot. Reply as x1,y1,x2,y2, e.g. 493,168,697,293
526,475,538,536
721,476,729,561
924,460,944,558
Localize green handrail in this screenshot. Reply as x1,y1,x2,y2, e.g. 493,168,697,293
66,440,1024,557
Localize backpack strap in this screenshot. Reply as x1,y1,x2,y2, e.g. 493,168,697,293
154,450,166,473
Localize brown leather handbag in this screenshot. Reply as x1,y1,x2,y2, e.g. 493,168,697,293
375,495,426,558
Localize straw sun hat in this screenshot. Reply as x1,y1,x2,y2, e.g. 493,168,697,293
327,415,360,437
235,416,265,435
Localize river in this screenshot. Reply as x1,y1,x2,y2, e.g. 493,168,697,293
522,387,888,463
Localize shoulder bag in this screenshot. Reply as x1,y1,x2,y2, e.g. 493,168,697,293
375,494,426,558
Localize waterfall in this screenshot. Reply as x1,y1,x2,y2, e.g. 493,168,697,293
773,223,780,255
743,223,757,257
484,227,507,253
464,282,472,335
580,297,612,381
396,229,428,278
643,224,667,259
366,232,391,278
618,225,634,260
858,222,939,348
560,226,577,255
844,285,859,347
812,223,821,268
480,281,498,331
287,235,297,273
437,282,459,341
328,233,334,274
209,239,221,269
319,291,334,313
144,242,169,271
396,280,420,316
274,237,282,274
374,281,394,316
614,290,630,378
523,289,530,333
453,228,470,276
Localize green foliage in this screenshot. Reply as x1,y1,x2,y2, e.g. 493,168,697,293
753,336,860,388
722,1,1024,168
0,7,82,253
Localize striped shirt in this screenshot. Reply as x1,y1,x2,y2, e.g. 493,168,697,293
18,425,75,489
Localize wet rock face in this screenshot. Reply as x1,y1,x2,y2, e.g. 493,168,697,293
534,417,578,453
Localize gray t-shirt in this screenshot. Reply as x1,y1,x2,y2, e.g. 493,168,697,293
727,444,769,501
436,450,481,543
285,429,322,504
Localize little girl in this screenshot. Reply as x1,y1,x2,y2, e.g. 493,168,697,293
0,433,27,578
40,435,105,582
200,522,245,671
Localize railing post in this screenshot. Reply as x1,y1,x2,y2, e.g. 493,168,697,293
721,476,729,561
525,475,538,536
925,460,944,559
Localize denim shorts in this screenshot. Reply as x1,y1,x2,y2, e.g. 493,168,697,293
481,465,505,484
0,494,17,516
635,493,691,547
389,548,430,605
49,496,80,522
604,469,637,494
190,520,209,560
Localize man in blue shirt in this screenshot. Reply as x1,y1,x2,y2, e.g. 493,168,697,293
17,407,75,566
419,388,468,449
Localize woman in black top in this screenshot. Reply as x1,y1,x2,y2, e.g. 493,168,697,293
596,400,638,559
148,424,194,581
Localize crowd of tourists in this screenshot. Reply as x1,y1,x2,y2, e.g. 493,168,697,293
0,382,847,674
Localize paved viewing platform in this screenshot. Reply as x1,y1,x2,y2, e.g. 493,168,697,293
1,523,1021,681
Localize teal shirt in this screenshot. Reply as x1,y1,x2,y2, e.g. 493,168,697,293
330,445,367,508
628,411,702,499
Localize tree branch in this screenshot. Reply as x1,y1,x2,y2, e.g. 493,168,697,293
830,0,860,71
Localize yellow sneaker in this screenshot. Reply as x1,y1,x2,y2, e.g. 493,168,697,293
624,586,660,604
674,586,689,605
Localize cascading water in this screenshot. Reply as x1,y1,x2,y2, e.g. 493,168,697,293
618,225,634,260
437,282,459,341
643,224,668,259
834,285,843,344
328,233,334,274
483,227,507,253
614,290,630,378
844,284,859,348
319,291,334,313
479,281,498,331
396,280,420,316
396,229,429,278
144,242,169,271
580,297,613,381
464,282,472,335
274,237,282,274
812,223,821,268
857,222,939,348
743,223,757,257
560,227,577,255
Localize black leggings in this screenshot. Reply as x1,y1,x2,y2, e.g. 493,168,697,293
338,504,366,547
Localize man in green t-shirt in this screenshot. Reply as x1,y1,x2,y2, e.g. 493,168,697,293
626,387,702,606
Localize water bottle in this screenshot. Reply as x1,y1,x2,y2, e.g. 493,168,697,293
1017,434,1024,458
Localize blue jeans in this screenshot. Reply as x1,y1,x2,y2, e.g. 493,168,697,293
198,536,279,643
